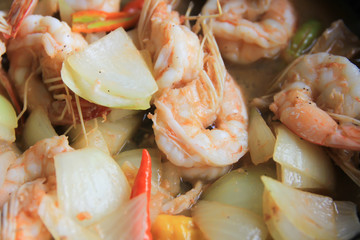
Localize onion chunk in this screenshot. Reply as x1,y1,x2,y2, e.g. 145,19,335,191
61,27,158,109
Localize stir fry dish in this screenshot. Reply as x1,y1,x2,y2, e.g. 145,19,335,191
0,0,360,239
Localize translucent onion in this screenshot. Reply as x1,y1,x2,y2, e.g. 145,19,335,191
201,163,276,215
334,201,360,240
248,107,276,165
58,0,74,24
192,200,268,240
273,124,335,192
0,95,17,142
71,128,110,155
61,27,158,109
22,108,58,149
262,176,337,240
55,147,130,226
69,113,142,155
279,165,324,191
160,161,181,196
114,148,162,185
38,195,101,240
91,193,147,240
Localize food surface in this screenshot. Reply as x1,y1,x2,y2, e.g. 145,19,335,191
0,0,360,239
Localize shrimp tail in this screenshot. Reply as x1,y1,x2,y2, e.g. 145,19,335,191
325,123,360,151
4,0,38,39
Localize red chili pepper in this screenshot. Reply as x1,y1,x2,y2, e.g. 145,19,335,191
131,149,152,240
72,10,139,33
122,0,144,13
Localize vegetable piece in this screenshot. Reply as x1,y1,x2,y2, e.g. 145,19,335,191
59,0,74,24
262,176,337,240
72,10,139,33
38,195,101,240
22,108,57,149
0,94,17,142
92,193,147,240
115,148,162,185
55,147,130,226
310,20,360,59
152,214,205,240
279,165,324,191
69,112,142,155
273,124,335,192
192,200,268,240
201,163,276,215
130,149,152,240
283,20,322,61
61,27,158,109
71,128,110,155
335,201,360,240
248,107,275,164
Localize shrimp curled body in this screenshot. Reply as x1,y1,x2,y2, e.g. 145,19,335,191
0,135,73,208
140,0,248,178
202,0,297,64
270,53,360,150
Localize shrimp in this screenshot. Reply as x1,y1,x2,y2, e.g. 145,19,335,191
140,0,248,175
152,72,248,169
0,135,73,208
269,52,360,150
201,0,297,64
6,15,109,125
138,0,204,90
1,179,52,240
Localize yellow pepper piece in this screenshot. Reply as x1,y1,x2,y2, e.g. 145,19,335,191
152,214,205,240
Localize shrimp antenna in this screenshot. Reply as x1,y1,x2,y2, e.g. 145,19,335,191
327,112,360,126
74,94,88,146
17,65,41,121
182,0,222,21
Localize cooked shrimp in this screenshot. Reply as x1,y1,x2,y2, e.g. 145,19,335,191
152,72,248,168
140,0,248,172
138,0,204,90
270,52,360,150
6,15,109,125
201,0,297,64
0,135,73,208
1,179,52,240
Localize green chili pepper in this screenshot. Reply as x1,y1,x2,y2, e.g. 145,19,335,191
284,20,322,61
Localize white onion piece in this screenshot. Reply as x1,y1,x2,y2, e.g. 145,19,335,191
248,107,275,165
335,201,360,240
71,128,110,155
273,124,335,192
22,108,57,149
115,148,162,184
69,113,142,155
279,164,324,191
192,200,268,240
38,195,101,240
91,193,147,240
262,176,337,240
61,27,158,109
202,163,276,215
0,95,17,142
55,147,130,226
